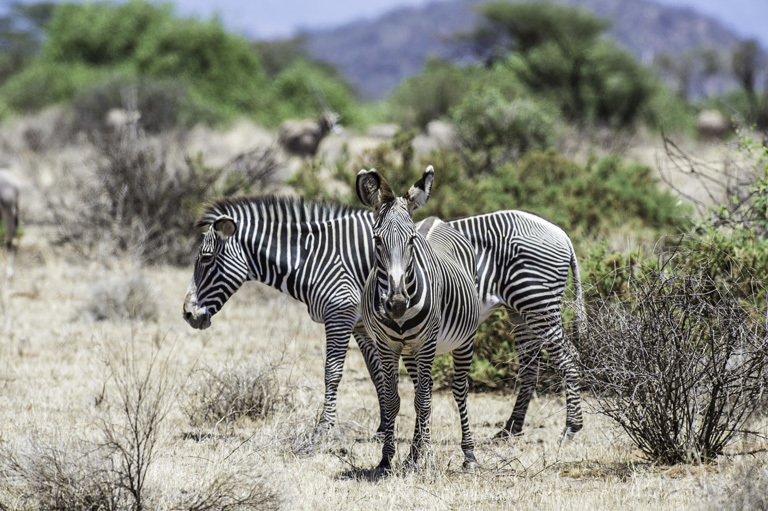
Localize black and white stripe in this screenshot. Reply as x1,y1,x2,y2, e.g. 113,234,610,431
357,166,480,472
183,184,584,440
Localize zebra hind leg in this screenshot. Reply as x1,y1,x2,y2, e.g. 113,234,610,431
548,334,583,439
316,319,355,434
495,322,540,439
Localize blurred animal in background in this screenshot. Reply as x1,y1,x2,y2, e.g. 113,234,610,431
105,107,142,137
696,109,732,140
278,110,341,158
0,169,20,277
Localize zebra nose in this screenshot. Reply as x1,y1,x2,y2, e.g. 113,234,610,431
385,294,408,319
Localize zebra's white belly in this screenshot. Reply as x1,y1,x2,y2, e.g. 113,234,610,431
479,295,504,322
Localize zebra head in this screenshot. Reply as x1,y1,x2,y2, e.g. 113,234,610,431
356,166,434,320
183,215,249,330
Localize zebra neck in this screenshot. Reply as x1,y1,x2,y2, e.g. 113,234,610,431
243,214,375,303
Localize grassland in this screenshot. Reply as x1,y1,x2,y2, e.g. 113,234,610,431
0,225,765,510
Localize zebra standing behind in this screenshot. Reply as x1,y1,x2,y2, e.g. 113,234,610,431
357,166,480,474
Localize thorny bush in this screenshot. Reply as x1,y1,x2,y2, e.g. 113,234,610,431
578,247,768,464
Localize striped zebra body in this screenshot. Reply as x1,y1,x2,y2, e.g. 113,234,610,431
450,210,584,437
357,166,480,472
183,193,583,440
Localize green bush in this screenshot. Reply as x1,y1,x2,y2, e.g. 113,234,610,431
0,62,105,111
40,0,166,66
265,58,361,128
451,87,558,173
385,59,474,129
0,1,355,128
133,15,267,120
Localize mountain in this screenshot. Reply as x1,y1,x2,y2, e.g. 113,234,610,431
300,0,747,100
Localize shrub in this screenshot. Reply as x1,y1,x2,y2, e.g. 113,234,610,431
451,87,558,174
185,363,285,429
133,15,267,121
48,129,281,265
579,249,768,464
0,61,105,112
1,1,281,126
81,272,159,322
71,76,192,134
0,433,124,511
385,59,474,130
40,0,168,66
265,58,361,128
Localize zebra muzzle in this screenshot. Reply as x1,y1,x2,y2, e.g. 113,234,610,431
183,287,212,330
183,305,211,330
383,273,409,319
384,292,409,320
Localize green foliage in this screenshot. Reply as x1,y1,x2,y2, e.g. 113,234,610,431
0,61,105,111
133,15,267,120
385,59,474,129
0,0,356,127
265,59,360,128
450,86,558,173
470,1,668,130
433,309,517,390
41,0,164,65
0,2,54,84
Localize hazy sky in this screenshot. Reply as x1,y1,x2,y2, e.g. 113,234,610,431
172,0,768,46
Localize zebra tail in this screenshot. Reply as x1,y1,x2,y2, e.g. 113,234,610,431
568,240,586,346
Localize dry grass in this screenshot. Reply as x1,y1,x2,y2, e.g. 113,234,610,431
0,226,765,510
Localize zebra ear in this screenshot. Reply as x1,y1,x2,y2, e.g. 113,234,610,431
356,168,395,210
212,216,236,240
406,165,434,212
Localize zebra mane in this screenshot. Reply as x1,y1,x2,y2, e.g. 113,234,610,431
196,195,368,228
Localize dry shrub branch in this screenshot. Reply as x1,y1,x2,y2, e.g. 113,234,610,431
579,249,768,464
47,129,281,265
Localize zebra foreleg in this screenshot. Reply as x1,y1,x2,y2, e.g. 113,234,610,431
375,346,402,475
403,352,435,470
317,319,354,432
352,325,387,439
451,343,478,470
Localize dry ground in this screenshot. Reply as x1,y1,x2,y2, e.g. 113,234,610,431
0,226,766,510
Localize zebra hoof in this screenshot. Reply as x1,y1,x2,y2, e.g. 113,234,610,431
560,425,581,441
462,453,479,472
372,426,386,442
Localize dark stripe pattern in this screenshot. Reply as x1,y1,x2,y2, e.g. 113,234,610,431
361,193,480,471
182,196,583,439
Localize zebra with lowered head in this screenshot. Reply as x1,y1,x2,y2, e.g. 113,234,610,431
357,166,479,473
183,176,583,440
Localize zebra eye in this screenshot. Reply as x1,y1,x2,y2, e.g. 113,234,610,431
199,253,214,265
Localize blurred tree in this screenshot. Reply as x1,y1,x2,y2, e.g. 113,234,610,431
655,48,722,101
730,39,768,129
0,2,54,84
460,1,659,129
